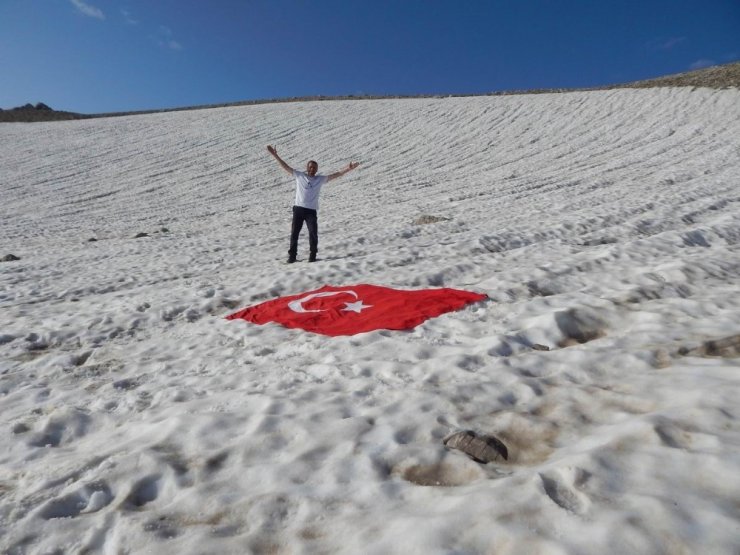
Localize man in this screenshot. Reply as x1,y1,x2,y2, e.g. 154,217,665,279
267,145,360,263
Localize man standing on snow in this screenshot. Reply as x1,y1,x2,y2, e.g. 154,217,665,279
267,145,359,263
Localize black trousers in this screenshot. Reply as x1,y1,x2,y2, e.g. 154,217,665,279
288,205,318,259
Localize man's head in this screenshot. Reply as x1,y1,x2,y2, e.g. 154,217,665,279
306,160,318,177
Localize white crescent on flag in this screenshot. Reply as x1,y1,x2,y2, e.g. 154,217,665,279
288,290,372,313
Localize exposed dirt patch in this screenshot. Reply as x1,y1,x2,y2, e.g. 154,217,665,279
678,334,740,358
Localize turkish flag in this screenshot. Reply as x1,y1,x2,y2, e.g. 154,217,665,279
226,284,487,336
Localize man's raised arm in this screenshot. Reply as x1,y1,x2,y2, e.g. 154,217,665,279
327,161,360,182
266,145,294,175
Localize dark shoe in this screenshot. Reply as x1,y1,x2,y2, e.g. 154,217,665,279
287,257,297,264
308,255,317,263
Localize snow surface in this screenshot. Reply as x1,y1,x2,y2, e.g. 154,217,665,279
1,88,740,554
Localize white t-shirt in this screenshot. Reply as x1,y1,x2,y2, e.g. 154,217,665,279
293,170,328,210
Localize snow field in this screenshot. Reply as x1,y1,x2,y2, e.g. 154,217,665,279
1,87,740,554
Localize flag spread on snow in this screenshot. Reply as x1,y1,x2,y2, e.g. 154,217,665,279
226,284,487,336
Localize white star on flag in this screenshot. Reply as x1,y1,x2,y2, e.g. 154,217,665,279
342,300,372,313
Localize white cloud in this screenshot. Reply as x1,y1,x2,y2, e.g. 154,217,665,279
157,26,183,51
689,59,716,70
659,37,686,50
646,37,686,52
121,8,138,25
70,0,105,20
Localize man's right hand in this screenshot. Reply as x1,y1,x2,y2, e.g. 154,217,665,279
267,145,294,175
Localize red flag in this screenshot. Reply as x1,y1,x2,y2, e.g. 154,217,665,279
226,284,487,336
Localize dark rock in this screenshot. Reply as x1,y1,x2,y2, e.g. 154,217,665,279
35,103,52,111
112,378,139,390
704,335,740,356
12,422,30,434
135,232,149,238
679,334,740,358
413,215,450,225
582,237,618,246
443,430,508,463
88,237,98,242
555,308,607,346
532,343,550,351
2,254,21,261
527,280,557,297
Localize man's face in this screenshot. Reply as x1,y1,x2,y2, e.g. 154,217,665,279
307,161,318,176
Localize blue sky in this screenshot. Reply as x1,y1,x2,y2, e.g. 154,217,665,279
1,0,739,113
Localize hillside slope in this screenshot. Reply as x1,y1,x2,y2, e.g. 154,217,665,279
1,87,740,554
3,60,738,122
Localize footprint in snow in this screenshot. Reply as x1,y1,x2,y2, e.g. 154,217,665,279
37,481,113,519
